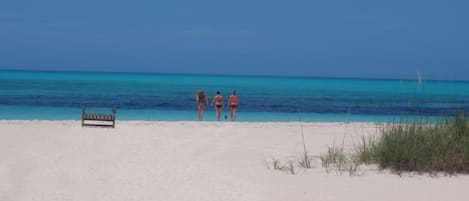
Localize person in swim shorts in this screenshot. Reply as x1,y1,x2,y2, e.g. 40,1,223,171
211,90,224,121
228,89,239,121
196,90,208,121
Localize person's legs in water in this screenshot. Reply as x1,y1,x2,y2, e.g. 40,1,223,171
198,105,205,121
230,106,237,121
215,105,222,121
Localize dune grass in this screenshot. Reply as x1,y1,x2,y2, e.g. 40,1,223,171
271,112,469,175
352,75,469,174
320,143,358,175
269,121,315,174
356,113,469,174
271,158,296,174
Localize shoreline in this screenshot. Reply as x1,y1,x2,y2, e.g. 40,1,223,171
0,105,451,123
0,119,384,127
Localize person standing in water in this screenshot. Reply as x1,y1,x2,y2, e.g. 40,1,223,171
196,90,208,121
211,90,224,121
228,89,240,121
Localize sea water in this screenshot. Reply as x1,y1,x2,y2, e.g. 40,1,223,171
1,70,468,122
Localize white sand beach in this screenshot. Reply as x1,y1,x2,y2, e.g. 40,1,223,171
1,121,469,201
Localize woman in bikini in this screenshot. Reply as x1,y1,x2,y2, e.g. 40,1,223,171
196,90,208,121
228,89,239,121
211,90,224,121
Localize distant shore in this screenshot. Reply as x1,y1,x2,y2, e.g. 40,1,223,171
1,120,469,201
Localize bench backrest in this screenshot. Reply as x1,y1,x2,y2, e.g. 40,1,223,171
82,106,117,127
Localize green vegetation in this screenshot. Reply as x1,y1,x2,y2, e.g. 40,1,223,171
320,143,358,175
298,121,314,169
356,113,469,174
269,121,315,174
270,111,469,175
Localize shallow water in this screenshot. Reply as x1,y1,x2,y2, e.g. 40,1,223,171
1,70,468,122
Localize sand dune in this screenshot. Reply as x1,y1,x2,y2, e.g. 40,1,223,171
1,121,468,201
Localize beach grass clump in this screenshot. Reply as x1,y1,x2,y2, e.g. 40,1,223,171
298,153,314,169
270,153,318,174
320,143,358,175
271,158,296,174
357,113,469,174
354,135,378,164
269,121,317,174
298,121,315,169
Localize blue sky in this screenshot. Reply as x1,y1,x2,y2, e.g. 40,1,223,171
1,0,468,80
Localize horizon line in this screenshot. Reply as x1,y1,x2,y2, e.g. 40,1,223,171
1,68,468,83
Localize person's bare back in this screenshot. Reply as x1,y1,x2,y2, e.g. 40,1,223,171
211,90,224,121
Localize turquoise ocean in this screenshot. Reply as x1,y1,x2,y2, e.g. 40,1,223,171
0,70,468,122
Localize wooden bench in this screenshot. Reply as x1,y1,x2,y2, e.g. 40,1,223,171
82,106,116,128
